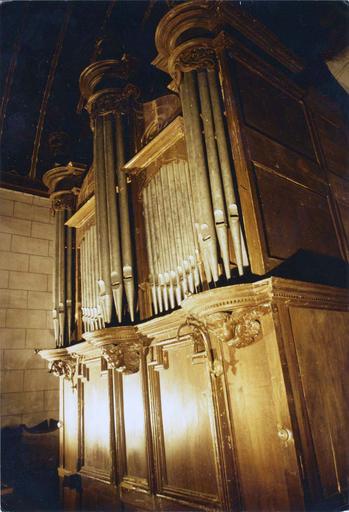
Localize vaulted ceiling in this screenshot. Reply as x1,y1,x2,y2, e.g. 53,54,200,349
0,1,348,195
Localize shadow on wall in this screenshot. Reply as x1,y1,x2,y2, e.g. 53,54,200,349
1,419,60,511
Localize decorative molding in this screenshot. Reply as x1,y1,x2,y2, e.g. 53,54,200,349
79,56,137,101
148,345,169,371
65,195,95,229
123,116,186,175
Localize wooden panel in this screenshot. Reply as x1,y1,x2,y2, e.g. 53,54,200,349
289,307,349,499
235,61,315,160
245,127,326,191
224,313,304,511
82,361,112,479
154,341,219,500
254,164,341,260
122,370,148,480
315,114,349,179
62,379,79,471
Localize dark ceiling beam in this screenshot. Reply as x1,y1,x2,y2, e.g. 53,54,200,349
28,5,71,180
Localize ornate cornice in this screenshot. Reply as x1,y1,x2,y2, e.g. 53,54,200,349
153,0,303,78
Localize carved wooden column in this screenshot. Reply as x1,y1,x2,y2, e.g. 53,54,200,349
79,58,139,324
153,2,249,282
43,162,86,347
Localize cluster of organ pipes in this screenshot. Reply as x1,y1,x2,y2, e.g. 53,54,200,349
93,111,135,325
53,208,74,347
179,67,249,284
143,160,201,313
80,225,105,332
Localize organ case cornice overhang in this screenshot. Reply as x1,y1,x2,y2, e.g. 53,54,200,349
152,0,303,77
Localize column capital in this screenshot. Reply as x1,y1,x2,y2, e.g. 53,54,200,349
43,162,87,211
79,57,139,118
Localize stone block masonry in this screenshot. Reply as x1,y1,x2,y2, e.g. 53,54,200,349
0,188,58,427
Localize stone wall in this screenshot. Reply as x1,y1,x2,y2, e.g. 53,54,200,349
0,187,58,427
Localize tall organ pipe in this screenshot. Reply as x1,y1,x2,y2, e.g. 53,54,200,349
66,207,73,342
115,113,135,322
183,71,219,282
58,210,66,346
94,116,113,323
103,114,123,322
207,68,247,275
197,70,231,279
142,188,158,315
53,211,60,345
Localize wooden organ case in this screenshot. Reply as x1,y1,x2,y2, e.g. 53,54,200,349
39,2,349,511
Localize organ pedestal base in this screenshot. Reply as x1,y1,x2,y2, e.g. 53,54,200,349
39,277,349,512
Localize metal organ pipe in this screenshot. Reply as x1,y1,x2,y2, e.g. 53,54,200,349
103,114,123,322
183,71,219,283
197,70,231,280
115,113,135,322
93,115,113,323
206,68,248,276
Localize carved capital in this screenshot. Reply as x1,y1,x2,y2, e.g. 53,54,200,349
51,190,79,212
207,304,271,348
169,40,216,84
49,357,77,381
86,84,140,118
102,341,143,374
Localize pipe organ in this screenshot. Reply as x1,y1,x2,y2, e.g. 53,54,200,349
40,2,349,511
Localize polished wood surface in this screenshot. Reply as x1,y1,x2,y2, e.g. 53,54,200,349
40,278,349,511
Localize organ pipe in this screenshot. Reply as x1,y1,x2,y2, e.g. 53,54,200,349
207,67,248,275
103,114,123,322
115,113,135,322
94,115,113,324
197,69,231,280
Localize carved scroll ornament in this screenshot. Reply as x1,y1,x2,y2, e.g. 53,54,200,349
169,40,216,85
101,342,142,374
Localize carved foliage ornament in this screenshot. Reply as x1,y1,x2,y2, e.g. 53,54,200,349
87,84,140,118
50,357,77,381
102,342,142,374
207,304,271,348
171,44,216,84
51,190,78,212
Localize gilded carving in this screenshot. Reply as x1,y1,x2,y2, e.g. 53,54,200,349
86,84,140,117
49,357,77,381
176,46,216,72
51,190,78,212
102,342,142,374
207,304,271,348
